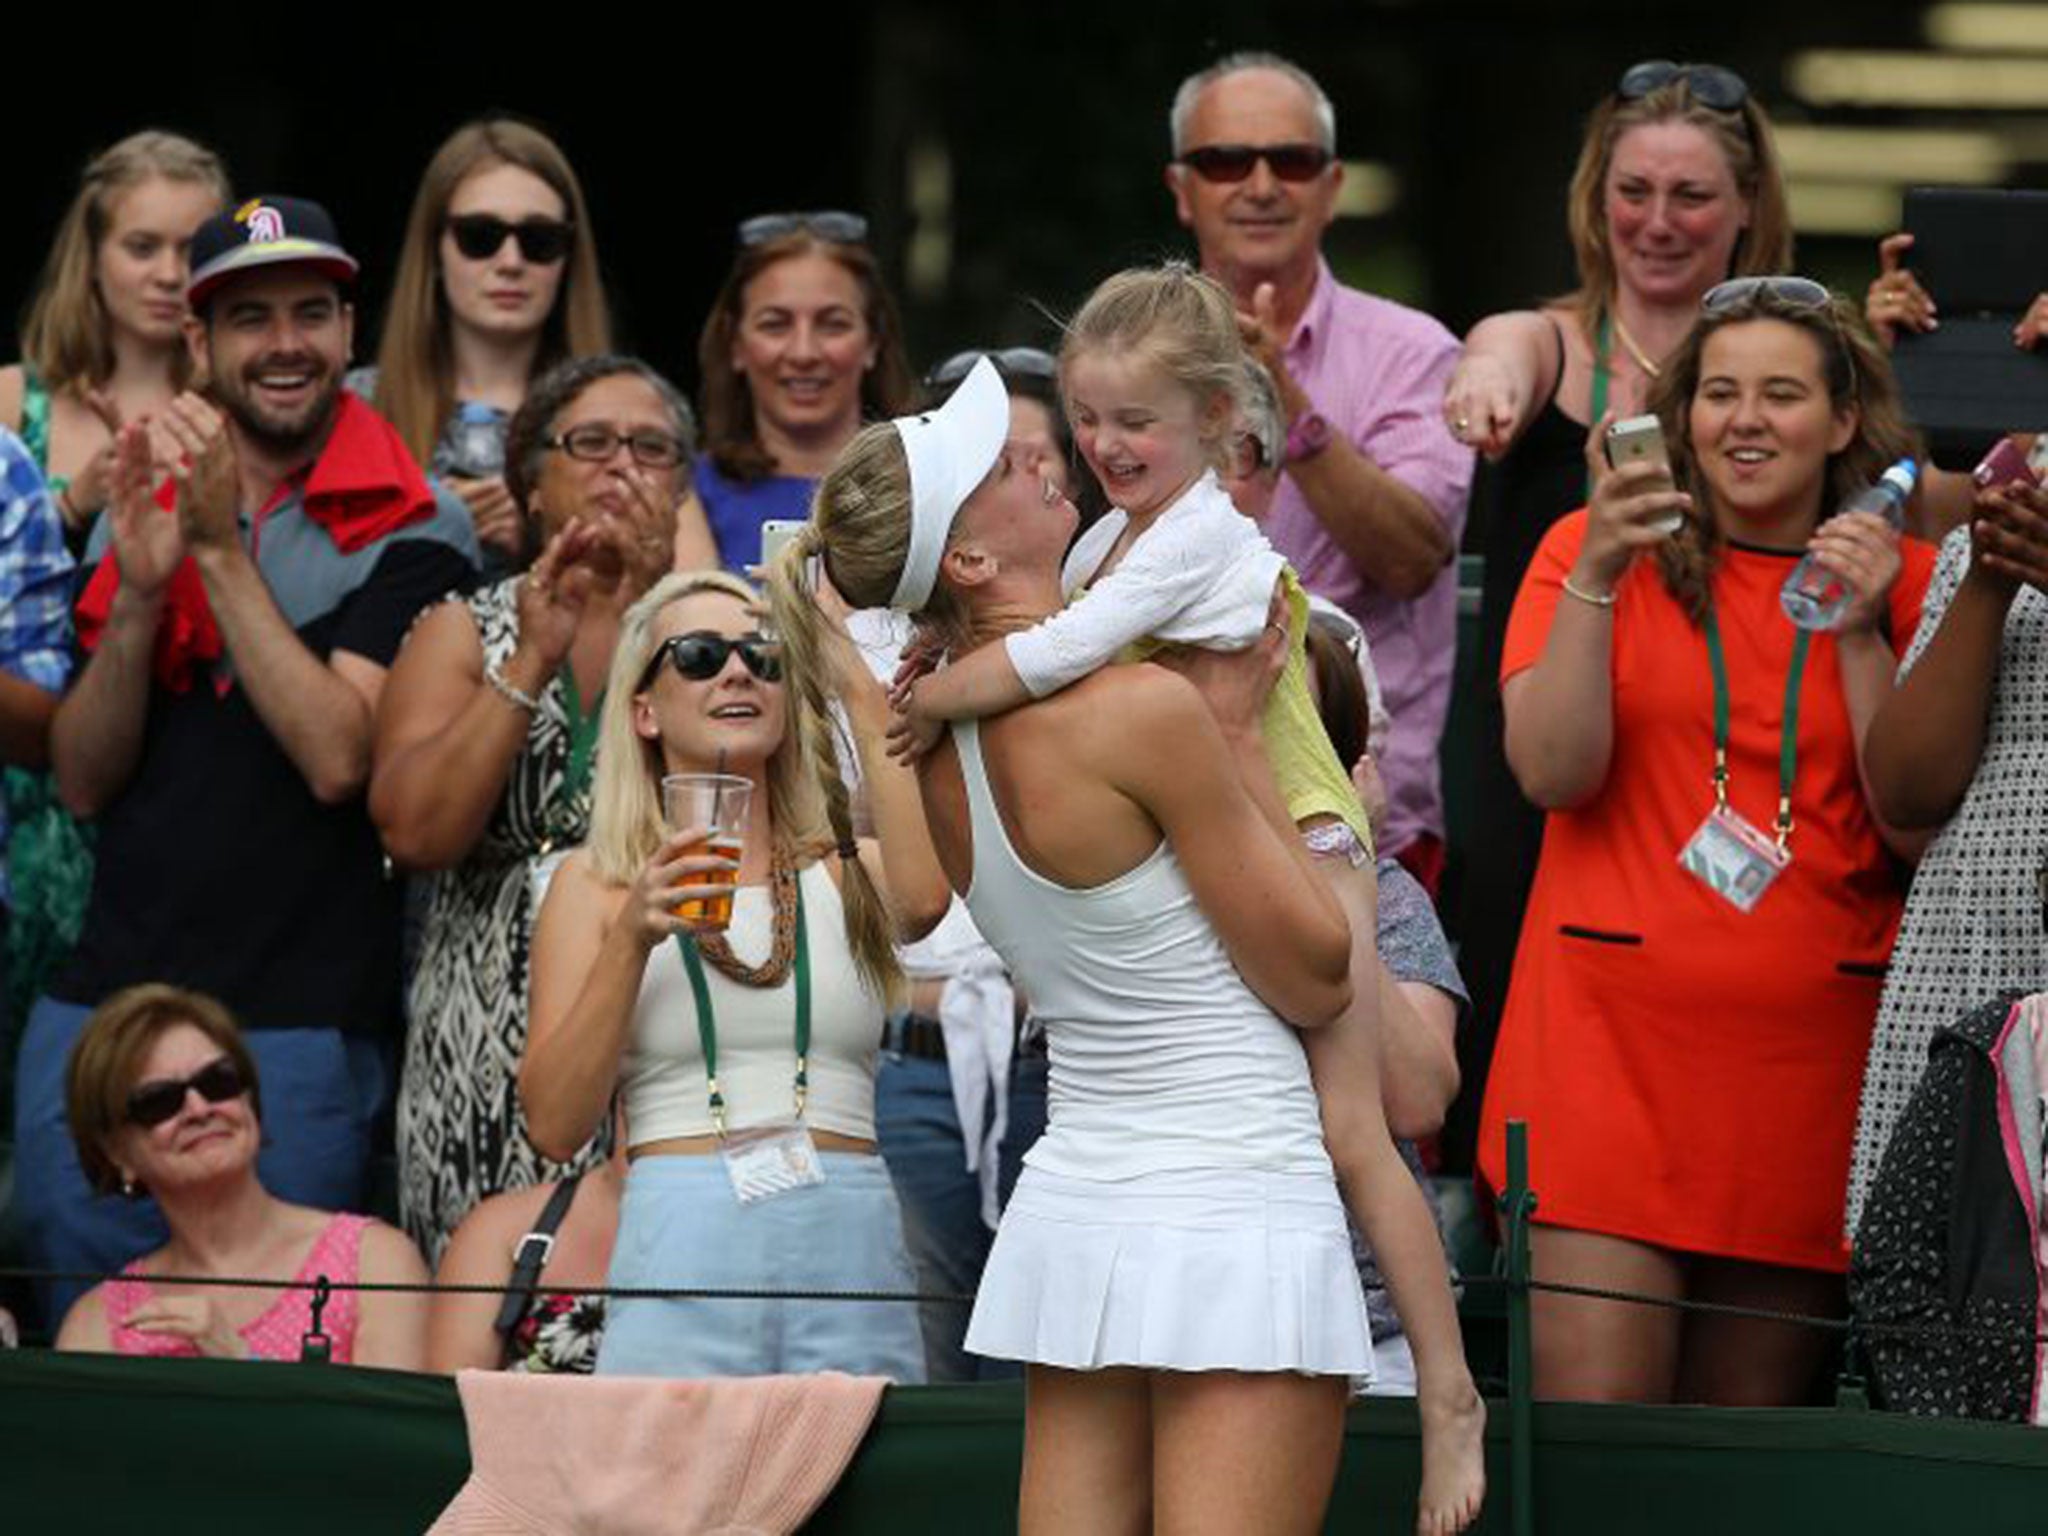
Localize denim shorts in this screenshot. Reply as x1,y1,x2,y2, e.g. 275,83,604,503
596,1149,926,1382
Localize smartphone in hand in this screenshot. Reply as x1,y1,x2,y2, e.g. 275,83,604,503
1604,414,1680,535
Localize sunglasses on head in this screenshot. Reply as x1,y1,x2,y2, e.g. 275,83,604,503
127,1056,246,1129
642,631,784,688
737,210,870,248
446,213,575,265
1617,59,1750,112
926,347,1058,390
1176,143,1333,184
1699,276,1857,393
1701,275,1832,314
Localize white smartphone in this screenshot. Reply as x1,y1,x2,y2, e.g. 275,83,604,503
759,518,807,572
1604,414,1681,535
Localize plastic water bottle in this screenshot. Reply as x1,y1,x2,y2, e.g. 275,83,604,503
1779,458,1918,632
445,401,507,480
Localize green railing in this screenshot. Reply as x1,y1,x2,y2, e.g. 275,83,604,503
5,1121,2048,1534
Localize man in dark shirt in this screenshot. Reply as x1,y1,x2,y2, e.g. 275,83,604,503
13,197,477,1324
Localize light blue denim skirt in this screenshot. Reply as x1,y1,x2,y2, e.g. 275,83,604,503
595,1150,927,1382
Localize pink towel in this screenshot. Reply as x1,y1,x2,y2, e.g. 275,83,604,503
429,1371,887,1535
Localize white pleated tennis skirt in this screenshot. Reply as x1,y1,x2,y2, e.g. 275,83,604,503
965,1163,1374,1377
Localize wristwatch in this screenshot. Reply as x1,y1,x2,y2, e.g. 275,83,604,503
1285,410,1332,465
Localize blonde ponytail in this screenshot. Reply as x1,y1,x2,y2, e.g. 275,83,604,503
765,530,903,1002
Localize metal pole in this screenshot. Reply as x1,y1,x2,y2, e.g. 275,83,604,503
1504,1119,1537,1536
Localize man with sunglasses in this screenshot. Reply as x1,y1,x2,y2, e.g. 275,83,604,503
1167,52,1473,891
14,196,479,1328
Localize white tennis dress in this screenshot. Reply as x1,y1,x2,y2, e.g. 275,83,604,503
953,719,1373,1375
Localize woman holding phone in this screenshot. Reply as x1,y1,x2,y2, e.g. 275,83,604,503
1476,280,1931,1405
694,212,914,571
1439,62,1794,1162
371,354,691,1261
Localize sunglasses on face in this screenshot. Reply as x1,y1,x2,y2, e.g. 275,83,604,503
545,423,688,470
1176,143,1333,184
127,1056,246,1129
1617,59,1750,112
641,631,784,689
737,210,870,247
925,347,1058,390
445,214,575,265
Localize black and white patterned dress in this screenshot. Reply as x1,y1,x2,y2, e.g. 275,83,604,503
1846,526,2048,1238
397,578,612,1262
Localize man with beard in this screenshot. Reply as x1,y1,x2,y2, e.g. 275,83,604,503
12,198,478,1328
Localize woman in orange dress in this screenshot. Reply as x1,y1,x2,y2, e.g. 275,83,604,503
1476,279,1933,1405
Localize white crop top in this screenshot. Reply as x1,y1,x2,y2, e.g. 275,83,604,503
951,718,1333,1181
621,861,886,1145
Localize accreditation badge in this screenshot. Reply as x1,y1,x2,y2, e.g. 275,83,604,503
1677,804,1790,914
722,1123,827,1205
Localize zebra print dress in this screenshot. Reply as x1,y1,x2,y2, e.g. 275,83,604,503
396,578,612,1263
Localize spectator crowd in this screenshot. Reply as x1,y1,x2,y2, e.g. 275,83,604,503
3,39,2048,1536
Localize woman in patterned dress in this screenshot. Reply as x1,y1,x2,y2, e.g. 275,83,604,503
1846,479,2048,1238
370,354,692,1261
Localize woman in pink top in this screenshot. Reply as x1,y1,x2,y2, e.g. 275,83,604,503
53,984,429,1367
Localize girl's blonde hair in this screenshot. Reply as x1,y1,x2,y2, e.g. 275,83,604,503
368,117,612,468
1563,77,1793,352
21,130,230,394
590,569,900,1000
1059,262,1248,472
1646,288,1919,626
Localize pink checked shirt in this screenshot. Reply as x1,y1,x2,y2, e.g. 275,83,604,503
1263,261,1473,855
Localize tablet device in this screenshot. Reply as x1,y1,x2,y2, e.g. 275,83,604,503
1892,186,2048,463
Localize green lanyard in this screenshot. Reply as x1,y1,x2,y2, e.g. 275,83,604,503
556,665,603,807
674,880,810,1138
1702,598,1812,853
1585,316,1613,500
536,666,603,857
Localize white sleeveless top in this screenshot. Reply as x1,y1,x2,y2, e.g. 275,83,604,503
621,861,886,1145
951,719,1333,1180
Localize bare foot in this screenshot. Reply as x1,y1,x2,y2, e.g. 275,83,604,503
1416,1382,1487,1535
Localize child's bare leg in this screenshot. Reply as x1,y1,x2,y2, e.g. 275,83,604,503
1304,846,1486,1536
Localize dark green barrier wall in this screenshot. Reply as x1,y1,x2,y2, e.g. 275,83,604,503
3,1353,2045,1533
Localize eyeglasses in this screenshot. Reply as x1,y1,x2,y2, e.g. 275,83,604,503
1701,276,1831,314
737,210,870,247
1176,143,1333,184
545,423,688,470
925,347,1058,390
446,214,575,265
127,1057,246,1129
642,632,784,688
1616,60,1750,112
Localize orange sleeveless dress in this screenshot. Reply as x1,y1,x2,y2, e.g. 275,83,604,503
1476,512,1934,1272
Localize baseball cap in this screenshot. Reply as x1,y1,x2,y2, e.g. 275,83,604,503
187,196,359,308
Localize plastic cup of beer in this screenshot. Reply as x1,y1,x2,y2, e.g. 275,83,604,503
661,773,751,930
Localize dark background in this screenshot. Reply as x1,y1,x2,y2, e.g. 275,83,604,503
2,3,1973,401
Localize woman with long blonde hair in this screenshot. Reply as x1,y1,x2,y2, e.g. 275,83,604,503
0,129,227,1044
520,567,947,1377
